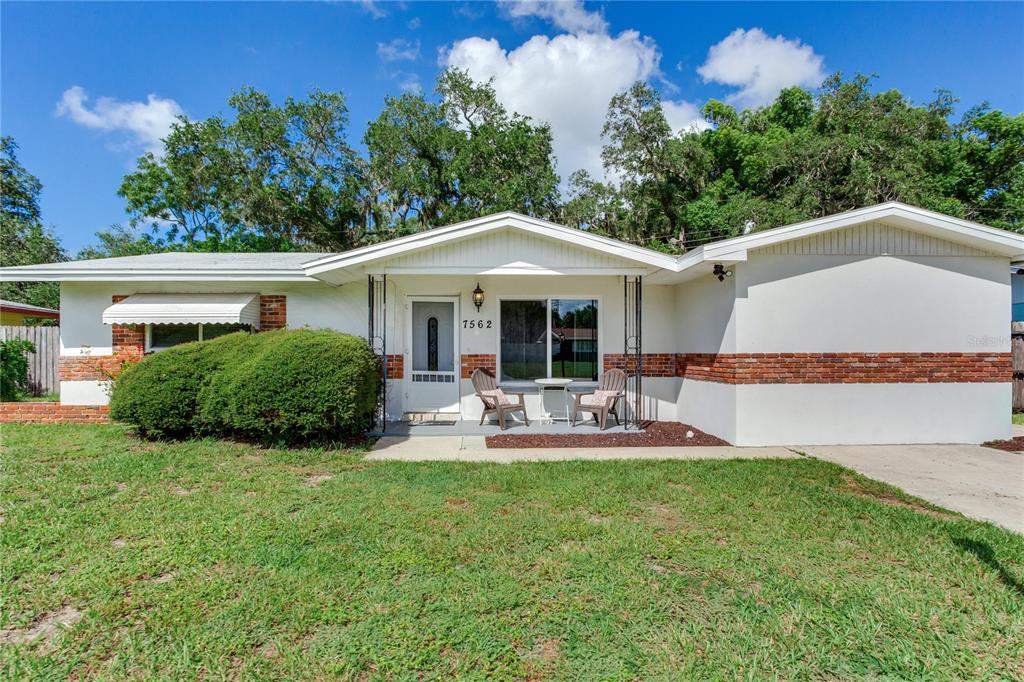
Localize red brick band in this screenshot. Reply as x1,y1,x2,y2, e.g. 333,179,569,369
602,353,676,377
461,354,496,379
675,352,1011,384
0,403,109,424
383,354,404,379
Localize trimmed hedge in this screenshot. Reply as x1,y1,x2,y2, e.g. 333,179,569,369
109,332,255,438
111,329,380,443
201,330,380,443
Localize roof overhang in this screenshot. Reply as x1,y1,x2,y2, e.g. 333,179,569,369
707,203,1024,260
101,293,261,326
0,268,316,282
647,202,1024,283
2,203,1021,286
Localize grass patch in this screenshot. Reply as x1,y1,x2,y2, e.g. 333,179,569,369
2,424,1022,679
3,391,59,403
1013,412,1024,425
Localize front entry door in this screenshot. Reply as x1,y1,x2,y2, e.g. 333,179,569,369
407,298,459,412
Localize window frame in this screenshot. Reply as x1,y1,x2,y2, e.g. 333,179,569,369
496,295,602,382
144,322,252,352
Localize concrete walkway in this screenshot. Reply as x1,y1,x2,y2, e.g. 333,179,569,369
802,444,1024,534
367,436,798,463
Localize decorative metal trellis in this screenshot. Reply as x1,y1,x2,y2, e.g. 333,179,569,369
623,275,643,429
368,274,388,431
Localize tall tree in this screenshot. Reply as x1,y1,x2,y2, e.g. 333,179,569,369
119,88,370,251
592,75,1023,249
77,223,174,260
0,136,66,311
364,68,560,230
599,82,713,248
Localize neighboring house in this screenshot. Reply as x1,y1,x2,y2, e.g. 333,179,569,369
0,299,60,325
1,202,1021,445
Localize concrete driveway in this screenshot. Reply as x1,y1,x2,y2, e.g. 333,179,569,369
802,444,1024,534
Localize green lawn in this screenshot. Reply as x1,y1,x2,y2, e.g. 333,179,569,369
1013,412,1024,425
2,425,1022,680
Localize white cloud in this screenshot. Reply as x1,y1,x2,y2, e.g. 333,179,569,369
356,0,387,19
395,72,423,94
377,37,421,62
663,101,710,135
56,86,183,155
697,28,825,108
407,16,421,29
499,0,607,34
446,31,671,179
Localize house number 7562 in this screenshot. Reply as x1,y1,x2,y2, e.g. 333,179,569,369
462,320,492,329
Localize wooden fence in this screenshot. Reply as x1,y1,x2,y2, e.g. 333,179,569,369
1,325,59,395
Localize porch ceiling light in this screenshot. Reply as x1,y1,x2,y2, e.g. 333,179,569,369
712,264,733,282
472,283,485,312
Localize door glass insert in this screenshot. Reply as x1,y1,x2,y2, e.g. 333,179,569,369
427,317,439,371
412,302,454,373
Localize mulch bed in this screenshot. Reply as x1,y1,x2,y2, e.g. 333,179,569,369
982,437,1024,452
485,421,729,449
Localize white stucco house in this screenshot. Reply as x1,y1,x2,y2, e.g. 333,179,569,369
2,201,1021,445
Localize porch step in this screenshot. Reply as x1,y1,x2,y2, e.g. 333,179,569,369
402,412,461,423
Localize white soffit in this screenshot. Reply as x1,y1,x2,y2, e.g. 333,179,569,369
101,293,260,326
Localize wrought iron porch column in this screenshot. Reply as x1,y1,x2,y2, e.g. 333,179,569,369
368,274,387,431
623,275,643,429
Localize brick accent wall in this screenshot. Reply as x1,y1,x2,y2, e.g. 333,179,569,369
259,295,287,330
603,353,677,377
0,402,109,424
59,295,146,381
461,354,496,379
676,352,1012,384
383,354,404,379
59,355,139,381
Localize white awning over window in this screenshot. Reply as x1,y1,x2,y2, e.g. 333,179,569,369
102,293,261,326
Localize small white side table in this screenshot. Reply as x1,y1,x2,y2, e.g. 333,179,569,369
534,377,574,423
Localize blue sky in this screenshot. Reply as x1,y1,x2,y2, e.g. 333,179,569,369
2,1,1022,252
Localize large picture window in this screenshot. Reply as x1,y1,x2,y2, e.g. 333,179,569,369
499,298,598,381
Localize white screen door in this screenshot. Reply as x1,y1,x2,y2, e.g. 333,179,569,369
407,298,459,412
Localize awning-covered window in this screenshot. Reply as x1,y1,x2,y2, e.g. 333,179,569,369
102,293,260,326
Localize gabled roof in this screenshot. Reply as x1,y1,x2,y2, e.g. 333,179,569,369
302,211,679,280
1,203,1021,284
647,202,1024,283
700,202,1024,262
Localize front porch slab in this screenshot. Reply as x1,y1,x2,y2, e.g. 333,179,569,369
367,435,799,462
380,419,636,437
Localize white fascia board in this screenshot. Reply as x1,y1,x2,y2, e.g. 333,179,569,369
697,202,1024,260
644,245,746,284
0,268,315,282
302,213,519,272
303,212,678,275
368,265,653,276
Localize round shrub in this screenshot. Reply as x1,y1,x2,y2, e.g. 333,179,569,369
109,332,254,438
200,329,380,444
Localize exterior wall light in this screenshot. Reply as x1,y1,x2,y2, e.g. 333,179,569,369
472,283,485,312
713,264,733,282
